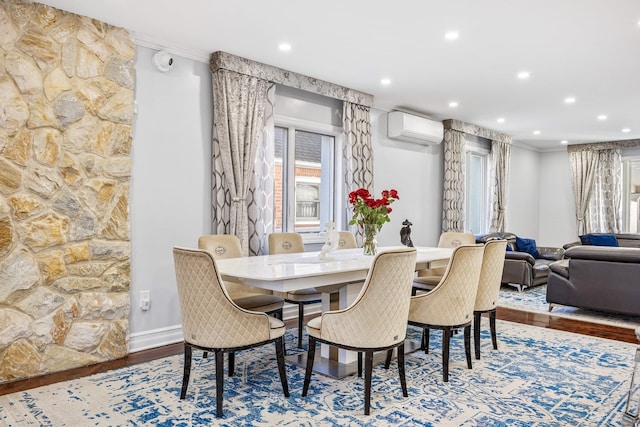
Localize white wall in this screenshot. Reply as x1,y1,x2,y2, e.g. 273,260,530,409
539,150,577,247
370,109,443,247
129,46,212,350
505,145,541,242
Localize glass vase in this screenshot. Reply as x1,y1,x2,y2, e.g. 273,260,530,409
363,224,378,256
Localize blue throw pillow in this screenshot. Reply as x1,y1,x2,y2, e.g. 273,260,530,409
579,234,592,245
515,236,541,258
587,234,619,247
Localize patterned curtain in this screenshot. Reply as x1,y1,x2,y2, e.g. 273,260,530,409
441,128,466,232
588,149,622,233
211,69,269,255
247,83,276,256
568,150,599,235
343,102,373,238
488,140,511,232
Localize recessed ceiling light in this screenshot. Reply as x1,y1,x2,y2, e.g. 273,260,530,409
448,101,458,108
564,97,576,104
496,117,505,123
517,71,530,79
561,140,568,144
445,31,459,40
622,128,631,133
380,78,391,85
278,43,291,51
597,115,608,120
533,130,541,135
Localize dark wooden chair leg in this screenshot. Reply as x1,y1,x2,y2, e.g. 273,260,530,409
228,352,235,377
442,328,451,382
490,309,498,350
215,349,224,418
384,349,393,369
180,343,192,399
302,336,316,396
422,327,430,354
364,351,374,415
397,342,408,397
474,311,481,360
358,352,363,377
275,337,289,397
203,351,208,359
297,303,304,349
464,325,472,369
411,287,417,296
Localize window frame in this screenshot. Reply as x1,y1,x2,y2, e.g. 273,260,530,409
274,115,343,243
464,145,490,235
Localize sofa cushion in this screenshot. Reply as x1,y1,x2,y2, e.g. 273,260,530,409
579,233,619,247
515,236,541,258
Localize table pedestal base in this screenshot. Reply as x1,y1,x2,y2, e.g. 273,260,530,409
285,340,422,379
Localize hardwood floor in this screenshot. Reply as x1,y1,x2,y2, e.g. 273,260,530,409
1,307,637,397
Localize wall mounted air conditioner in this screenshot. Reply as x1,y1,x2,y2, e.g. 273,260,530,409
387,111,444,145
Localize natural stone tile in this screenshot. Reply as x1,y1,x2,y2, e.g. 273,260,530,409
78,16,106,39
15,286,65,318
6,1,34,31
43,67,71,101
109,124,132,156
0,128,7,152
97,86,134,124
103,156,131,178
100,186,129,240
0,3,19,51
90,240,129,261
104,56,134,89
0,248,40,302
16,211,68,250
0,76,29,135
66,261,110,277
15,25,59,74
0,339,40,381
60,38,77,77
76,44,101,78
0,217,12,257
27,95,58,128
105,27,134,59
97,320,128,359
47,14,78,43
54,91,85,129
32,3,62,29
76,292,129,320
24,165,63,198
32,127,61,166
69,208,96,241
64,321,107,352
58,151,86,187
64,241,90,264
52,186,81,218
0,308,32,347
0,156,23,193
78,178,116,213
37,250,67,284
52,276,101,293
40,345,102,375
62,113,97,152
102,260,130,292
76,77,119,115
8,193,43,220
77,26,110,62
3,128,31,166
4,51,43,94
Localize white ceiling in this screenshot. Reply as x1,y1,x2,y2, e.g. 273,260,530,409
36,0,640,150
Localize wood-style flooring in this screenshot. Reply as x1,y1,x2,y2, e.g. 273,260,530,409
1,307,637,397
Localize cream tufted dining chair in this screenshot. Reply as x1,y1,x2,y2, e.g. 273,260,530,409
412,232,476,295
408,244,484,382
173,247,289,418
198,235,284,318
473,239,507,360
268,232,322,349
302,247,417,415
338,231,358,249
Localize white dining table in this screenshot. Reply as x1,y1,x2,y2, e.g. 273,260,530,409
216,246,453,378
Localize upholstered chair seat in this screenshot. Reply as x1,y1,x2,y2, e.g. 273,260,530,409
173,247,289,418
408,244,484,382
413,232,476,296
473,240,507,360
337,231,358,249
302,247,417,415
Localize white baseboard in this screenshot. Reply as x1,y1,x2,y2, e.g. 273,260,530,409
127,303,322,353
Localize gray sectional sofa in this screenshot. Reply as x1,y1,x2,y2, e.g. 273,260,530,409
546,234,640,316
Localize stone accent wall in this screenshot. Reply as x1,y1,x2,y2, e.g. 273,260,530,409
0,0,134,382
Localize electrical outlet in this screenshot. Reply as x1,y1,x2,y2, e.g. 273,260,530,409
140,290,151,311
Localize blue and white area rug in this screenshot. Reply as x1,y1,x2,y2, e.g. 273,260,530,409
498,284,640,330
1,321,638,426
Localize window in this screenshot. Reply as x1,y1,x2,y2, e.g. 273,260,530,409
622,158,640,233
465,138,490,234
273,124,338,235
